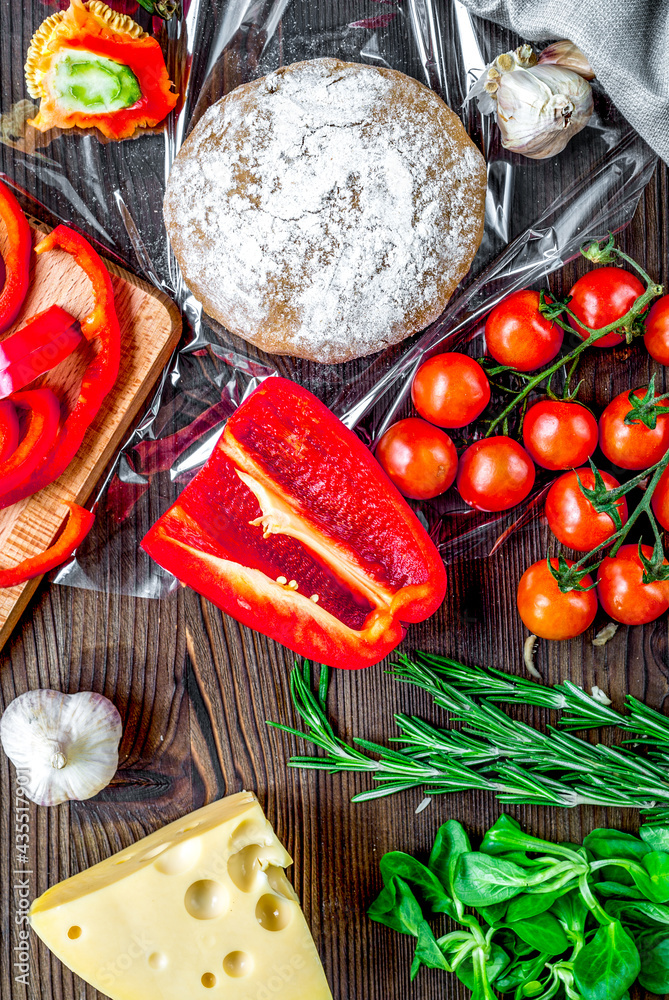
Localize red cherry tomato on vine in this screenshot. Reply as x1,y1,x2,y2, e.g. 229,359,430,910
644,296,669,365
522,400,598,471
568,267,644,348
651,465,669,531
457,436,535,512
545,468,628,552
411,353,491,428
375,417,457,500
485,289,563,372
517,558,598,640
599,386,669,470
597,544,669,625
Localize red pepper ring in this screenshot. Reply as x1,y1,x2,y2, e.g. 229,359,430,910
0,502,94,588
35,227,117,341
0,179,32,334
0,398,19,462
0,304,81,399
0,225,121,510
0,388,61,503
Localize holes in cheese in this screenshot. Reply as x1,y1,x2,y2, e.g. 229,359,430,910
153,837,201,876
255,893,292,931
229,817,268,850
228,843,263,891
28,792,333,1000
141,842,171,861
184,880,228,920
223,950,253,977
201,972,217,988
267,864,300,901
67,925,81,939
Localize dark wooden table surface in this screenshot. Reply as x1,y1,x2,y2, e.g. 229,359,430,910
1,2,668,999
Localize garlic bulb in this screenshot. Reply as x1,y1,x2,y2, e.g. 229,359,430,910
0,689,122,806
538,40,595,81
468,43,594,159
468,44,537,115
495,65,594,159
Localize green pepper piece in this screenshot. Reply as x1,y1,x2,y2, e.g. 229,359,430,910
54,51,141,114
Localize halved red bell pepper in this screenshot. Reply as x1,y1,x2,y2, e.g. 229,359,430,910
141,378,447,670
0,225,120,510
0,179,32,334
0,388,61,504
0,304,81,398
0,399,19,462
0,501,94,588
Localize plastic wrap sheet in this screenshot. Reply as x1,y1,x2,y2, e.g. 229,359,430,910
1,0,657,593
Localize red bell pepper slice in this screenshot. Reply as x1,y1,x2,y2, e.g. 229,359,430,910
0,226,120,509
142,378,447,670
0,501,94,588
0,399,19,463
0,305,81,398
0,388,61,505
0,179,32,334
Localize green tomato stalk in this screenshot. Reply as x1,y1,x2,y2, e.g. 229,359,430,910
548,421,669,593
484,234,663,438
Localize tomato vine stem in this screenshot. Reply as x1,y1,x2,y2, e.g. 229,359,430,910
484,237,663,438
569,446,669,578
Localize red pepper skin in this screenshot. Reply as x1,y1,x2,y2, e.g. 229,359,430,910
142,378,447,669
0,502,94,588
0,179,32,334
27,1,178,141
0,399,19,462
0,226,120,509
0,389,61,504
0,305,81,398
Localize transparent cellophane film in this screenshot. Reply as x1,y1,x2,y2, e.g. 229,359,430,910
0,0,657,595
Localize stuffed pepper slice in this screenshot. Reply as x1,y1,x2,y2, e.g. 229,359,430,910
25,0,178,140
142,378,447,669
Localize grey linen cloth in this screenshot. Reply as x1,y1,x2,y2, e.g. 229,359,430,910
459,0,669,163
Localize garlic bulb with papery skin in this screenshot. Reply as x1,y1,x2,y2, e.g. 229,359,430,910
538,40,595,81
495,64,594,159
468,43,537,115
0,689,122,806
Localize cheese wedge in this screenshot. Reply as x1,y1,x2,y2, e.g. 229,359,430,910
29,791,333,1000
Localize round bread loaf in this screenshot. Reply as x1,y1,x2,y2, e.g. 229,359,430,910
164,58,487,364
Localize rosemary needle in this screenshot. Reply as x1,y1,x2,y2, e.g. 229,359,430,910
267,654,669,820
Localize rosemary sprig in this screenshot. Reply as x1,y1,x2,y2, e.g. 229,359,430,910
267,655,669,820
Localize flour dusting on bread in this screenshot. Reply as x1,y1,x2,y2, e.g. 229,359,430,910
164,58,486,364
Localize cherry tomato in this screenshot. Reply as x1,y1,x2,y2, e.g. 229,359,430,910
457,436,535,512
517,558,598,640
522,400,598,471
568,267,644,348
599,386,669,470
375,417,457,500
644,295,669,365
411,353,491,428
651,465,669,531
485,289,563,372
545,468,628,552
597,544,669,625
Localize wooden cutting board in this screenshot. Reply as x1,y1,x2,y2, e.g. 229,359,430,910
0,221,182,651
